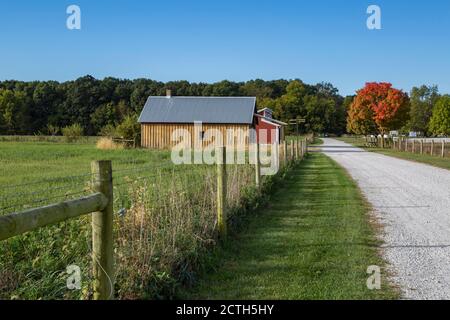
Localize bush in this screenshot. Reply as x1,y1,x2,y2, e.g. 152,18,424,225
99,124,118,138
116,114,140,146
47,124,59,136
61,123,84,142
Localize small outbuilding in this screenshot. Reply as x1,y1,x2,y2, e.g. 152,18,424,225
254,108,287,144
138,91,286,149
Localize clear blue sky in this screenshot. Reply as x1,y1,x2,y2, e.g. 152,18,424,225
0,0,449,96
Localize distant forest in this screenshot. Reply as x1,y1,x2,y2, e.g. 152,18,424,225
0,76,348,136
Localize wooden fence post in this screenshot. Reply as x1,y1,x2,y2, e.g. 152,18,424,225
216,146,227,239
290,140,295,162
296,138,300,159
293,140,296,160
431,140,434,156
412,140,415,153
283,141,288,166
278,143,282,167
299,140,303,158
255,143,261,189
442,141,445,158
275,142,280,170
91,160,115,300
293,140,297,161
420,140,423,154
302,139,306,156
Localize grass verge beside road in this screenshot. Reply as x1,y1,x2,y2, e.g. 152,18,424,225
183,153,397,299
372,149,450,171
337,137,450,171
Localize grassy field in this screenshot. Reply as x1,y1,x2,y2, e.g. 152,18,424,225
0,141,170,187
1,139,396,300
0,140,264,299
184,153,397,299
337,136,450,171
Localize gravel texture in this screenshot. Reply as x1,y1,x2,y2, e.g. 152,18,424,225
319,138,450,300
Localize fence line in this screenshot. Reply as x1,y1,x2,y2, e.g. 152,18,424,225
392,137,449,158
361,136,449,159
0,137,310,300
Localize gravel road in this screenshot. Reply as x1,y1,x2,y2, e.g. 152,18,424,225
318,138,450,300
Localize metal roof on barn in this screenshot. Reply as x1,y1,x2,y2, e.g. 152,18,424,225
138,96,256,124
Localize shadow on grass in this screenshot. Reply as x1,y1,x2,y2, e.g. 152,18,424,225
181,153,398,300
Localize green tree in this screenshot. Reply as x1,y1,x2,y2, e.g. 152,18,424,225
90,102,119,133
429,95,450,136
116,114,141,144
0,76,349,136
0,89,28,134
240,79,274,99
258,80,345,135
32,81,63,133
408,85,439,135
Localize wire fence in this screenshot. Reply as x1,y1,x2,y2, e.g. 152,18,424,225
393,138,450,158
0,139,308,300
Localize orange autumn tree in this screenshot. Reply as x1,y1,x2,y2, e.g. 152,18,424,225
347,82,410,137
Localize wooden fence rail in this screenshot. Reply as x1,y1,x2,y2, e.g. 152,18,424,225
0,137,309,299
0,193,107,241
392,137,449,158
0,160,115,300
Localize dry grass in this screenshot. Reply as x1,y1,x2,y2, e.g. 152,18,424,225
0,140,273,299
112,164,256,299
96,137,124,150
0,269,20,295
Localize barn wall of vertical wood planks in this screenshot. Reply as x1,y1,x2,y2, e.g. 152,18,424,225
141,123,252,149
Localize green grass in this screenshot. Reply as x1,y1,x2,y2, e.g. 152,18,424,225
372,149,450,171
0,141,170,186
336,136,367,148
337,136,450,171
0,140,269,299
184,153,397,299
310,137,324,145
0,141,175,299
0,141,180,216
0,140,398,300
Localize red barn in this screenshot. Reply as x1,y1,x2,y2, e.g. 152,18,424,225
254,108,287,144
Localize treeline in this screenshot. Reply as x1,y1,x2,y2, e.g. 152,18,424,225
0,76,347,136
346,84,450,137
407,85,450,136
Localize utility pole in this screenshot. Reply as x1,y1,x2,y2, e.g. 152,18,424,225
289,118,306,136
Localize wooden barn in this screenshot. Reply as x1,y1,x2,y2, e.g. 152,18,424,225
138,91,285,149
